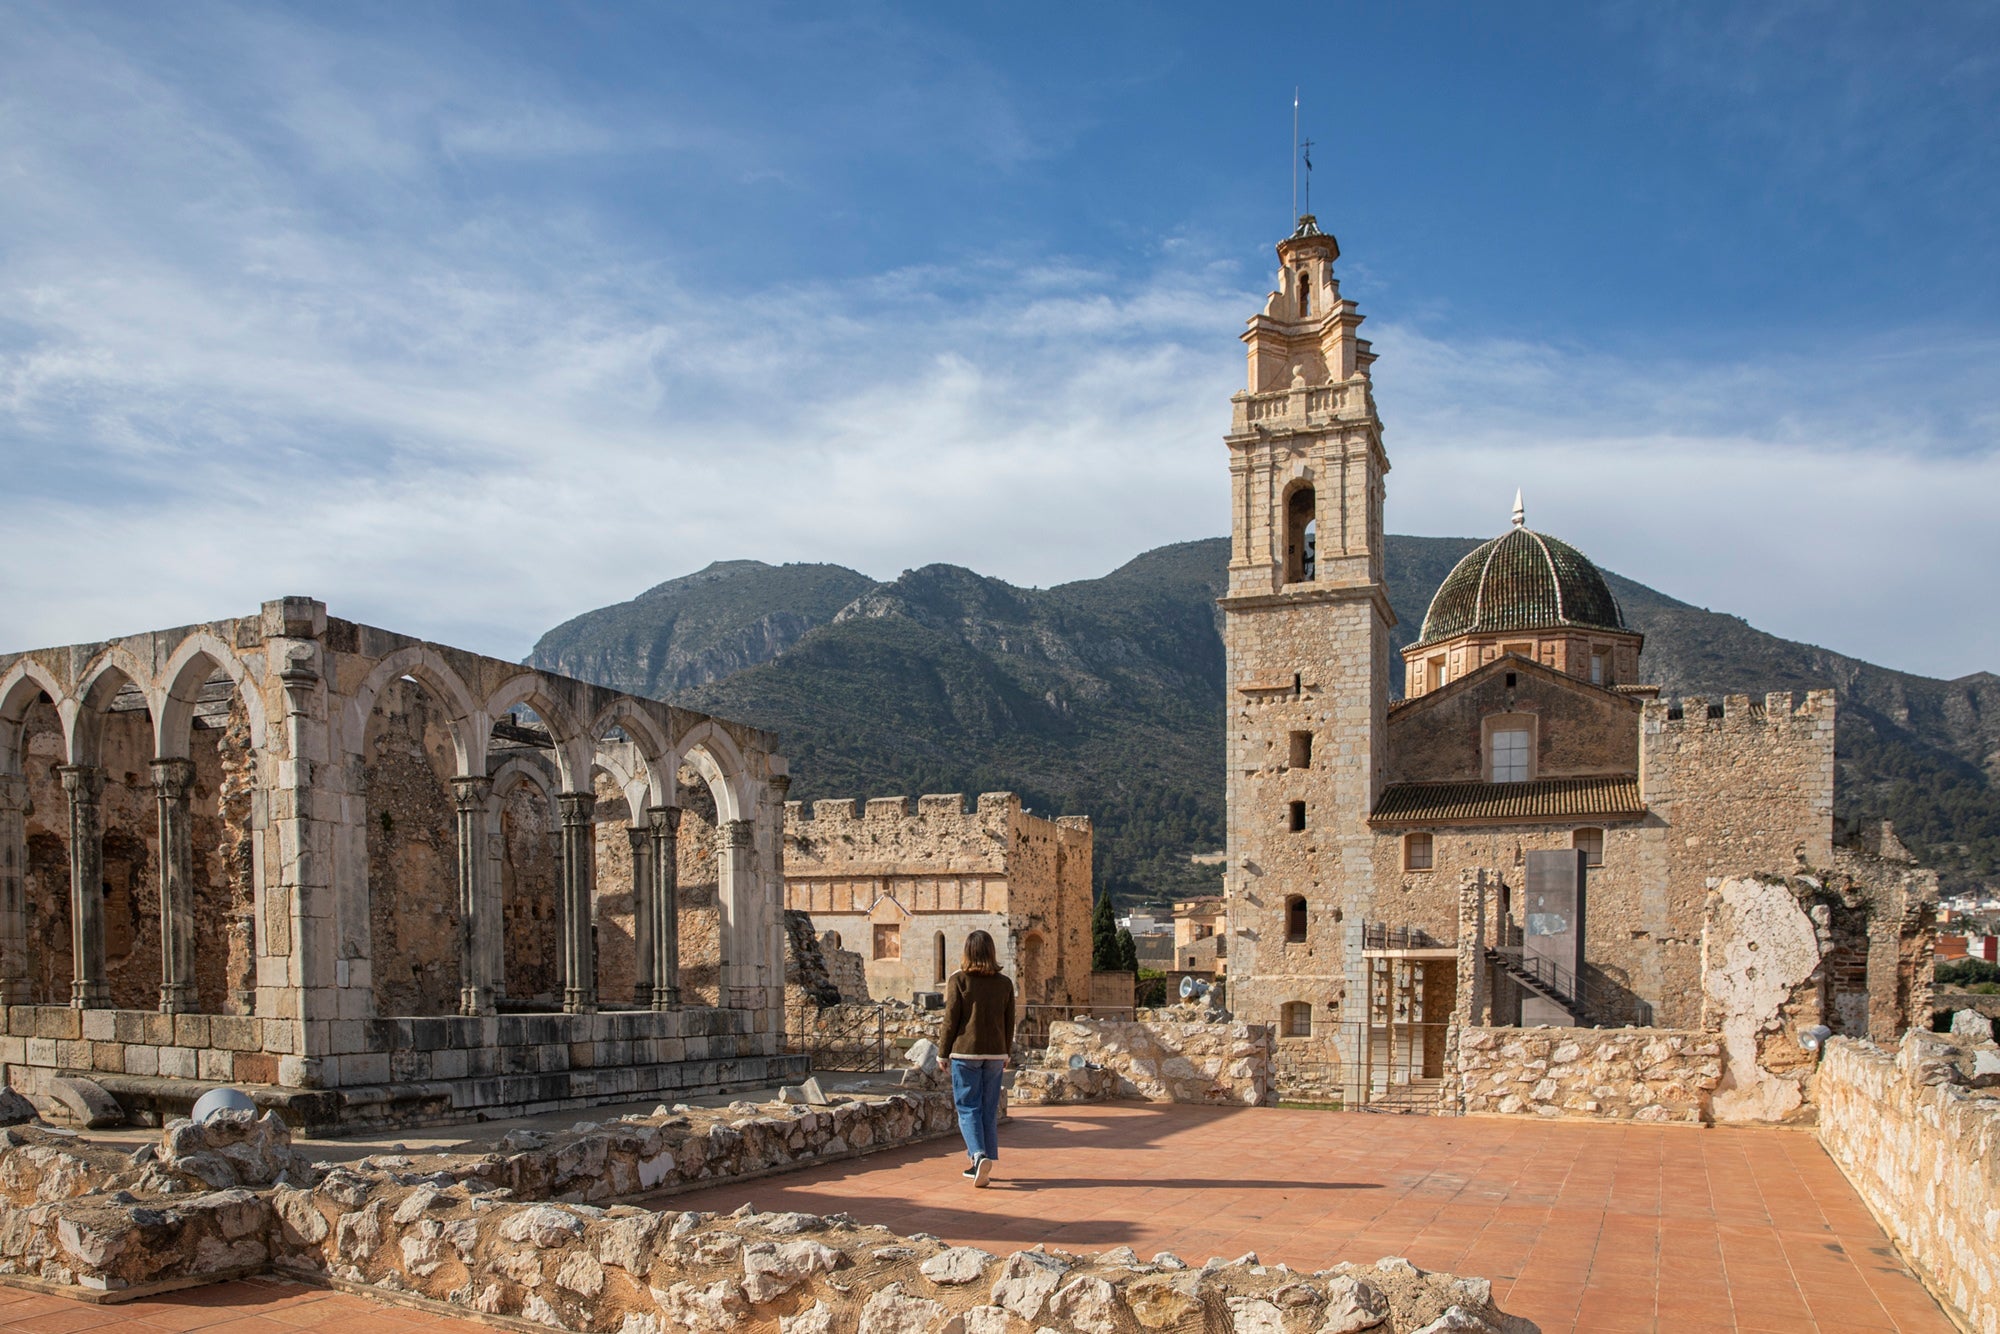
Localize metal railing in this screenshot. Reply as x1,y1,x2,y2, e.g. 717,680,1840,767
1488,947,1654,1027
786,1000,891,1072
1362,923,1447,951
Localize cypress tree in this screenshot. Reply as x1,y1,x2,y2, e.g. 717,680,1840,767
1116,927,1139,974
1090,891,1121,972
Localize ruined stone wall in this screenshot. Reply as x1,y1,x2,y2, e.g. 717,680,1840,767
193,696,258,1016
1383,662,1641,785
1816,1032,1999,1334
1642,691,1836,1019
1041,1009,1275,1106
781,793,1090,1006
361,679,460,1017
1455,1027,1721,1123
498,785,561,1004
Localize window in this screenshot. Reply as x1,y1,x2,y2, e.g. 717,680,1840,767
1282,1001,1313,1037
1285,895,1308,941
1289,730,1313,769
1590,652,1608,686
1427,656,1447,692
1285,487,1317,583
1574,828,1604,868
1288,800,1307,832
873,923,901,960
1490,728,1531,782
1297,269,1312,318
934,931,947,984
1404,832,1434,872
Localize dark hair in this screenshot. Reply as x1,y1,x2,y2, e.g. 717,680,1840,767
961,929,1000,975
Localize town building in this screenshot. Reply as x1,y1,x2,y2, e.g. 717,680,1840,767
780,792,1092,1007
1217,217,1936,1106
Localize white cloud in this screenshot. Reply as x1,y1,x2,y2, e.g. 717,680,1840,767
0,4,1993,685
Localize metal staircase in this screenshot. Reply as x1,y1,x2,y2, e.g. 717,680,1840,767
1485,947,1653,1028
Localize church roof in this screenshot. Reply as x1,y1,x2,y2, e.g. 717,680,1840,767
1369,775,1645,827
1414,508,1628,648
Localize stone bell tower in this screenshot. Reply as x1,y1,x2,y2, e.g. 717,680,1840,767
1220,214,1393,1049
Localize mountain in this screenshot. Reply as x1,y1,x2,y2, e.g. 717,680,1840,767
528,541,1999,902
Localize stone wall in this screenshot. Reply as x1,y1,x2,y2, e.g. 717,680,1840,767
0,1111,1538,1333
1455,1027,1721,1123
782,793,1092,1007
1041,1008,1275,1106
1816,1031,2000,1334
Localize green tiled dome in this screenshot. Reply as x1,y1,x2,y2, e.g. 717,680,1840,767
1415,524,1627,647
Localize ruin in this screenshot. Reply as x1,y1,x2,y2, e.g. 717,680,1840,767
0,597,803,1132
781,793,1092,1007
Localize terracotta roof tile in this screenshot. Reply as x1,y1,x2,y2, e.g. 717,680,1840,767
1369,775,1644,827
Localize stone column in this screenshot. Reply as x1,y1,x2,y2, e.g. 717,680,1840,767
0,775,28,1005
452,776,494,1016
648,805,682,1009
628,825,653,1007
152,757,198,1014
58,765,109,1008
558,791,598,1014
719,817,757,1009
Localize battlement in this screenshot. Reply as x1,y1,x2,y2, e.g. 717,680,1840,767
1645,689,1835,730
786,791,1021,829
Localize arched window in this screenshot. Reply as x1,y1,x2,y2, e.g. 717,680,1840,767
1285,895,1308,942
1573,828,1604,868
1285,486,1317,583
934,931,947,984
1404,832,1434,872
1281,1001,1313,1037
1297,269,1312,318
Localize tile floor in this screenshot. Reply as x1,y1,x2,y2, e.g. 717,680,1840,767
669,1102,1954,1334
0,1104,1955,1334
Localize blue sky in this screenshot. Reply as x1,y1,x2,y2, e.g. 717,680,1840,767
3,1,1996,677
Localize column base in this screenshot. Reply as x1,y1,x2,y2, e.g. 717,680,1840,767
459,987,493,1017
158,984,196,1015
650,988,682,1011
563,991,598,1015
71,980,110,1009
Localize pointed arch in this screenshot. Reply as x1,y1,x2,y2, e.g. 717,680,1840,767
484,673,588,791
342,646,481,774
672,719,753,824
0,658,66,777
70,645,158,766
588,697,673,808
157,633,268,760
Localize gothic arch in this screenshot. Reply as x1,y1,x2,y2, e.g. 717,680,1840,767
672,719,753,824
588,699,673,807
70,646,157,766
342,646,481,774
484,673,588,791
157,633,268,761
0,658,65,777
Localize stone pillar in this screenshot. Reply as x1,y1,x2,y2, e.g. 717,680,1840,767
452,776,494,1016
152,757,198,1014
648,805,681,1009
559,791,598,1014
721,817,754,1007
58,765,109,1008
628,825,653,1007
0,775,28,1005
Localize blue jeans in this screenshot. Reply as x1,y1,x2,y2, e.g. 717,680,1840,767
951,1058,1004,1163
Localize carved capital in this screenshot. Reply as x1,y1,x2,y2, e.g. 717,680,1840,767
626,825,650,853
648,805,683,837
557,791,597,827
770,774,792,799
57,765,105,805
450,775,493,813
724,818,753,849
150,757,197,801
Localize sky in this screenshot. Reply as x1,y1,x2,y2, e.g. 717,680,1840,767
2,1,1996,679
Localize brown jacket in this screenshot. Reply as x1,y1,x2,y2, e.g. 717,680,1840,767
939,970,1015,1059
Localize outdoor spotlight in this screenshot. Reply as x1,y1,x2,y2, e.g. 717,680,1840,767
1799,1024,1833,1054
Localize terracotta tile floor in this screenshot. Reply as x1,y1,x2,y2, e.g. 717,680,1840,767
666,1103,1954,1334
0,1104,1953,1334
0,1276,488,1333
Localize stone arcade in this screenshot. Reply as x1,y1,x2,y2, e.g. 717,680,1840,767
0,596,803,1131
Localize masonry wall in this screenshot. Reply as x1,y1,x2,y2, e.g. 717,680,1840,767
1456,1027,1721,1122
1816,1033,1999,1334
1383,663,1640,784
782,794,1090,1006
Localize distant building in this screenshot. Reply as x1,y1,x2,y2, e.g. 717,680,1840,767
1173,896,1227,977
782,792,1092,1006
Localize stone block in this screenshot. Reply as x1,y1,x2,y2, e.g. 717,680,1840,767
0,1036,23,1066
36,1009,81,1041
209,1016,262,1052
7,1006,35,1037
158,1046,198,1080
232,1052,278,1085
174,1014,211,1048
90,1044,124,1074
143,1013,176,1046
198,1049,234,1081
79,1010,116,1042
125,1045,159,1077
56,1040,93,1070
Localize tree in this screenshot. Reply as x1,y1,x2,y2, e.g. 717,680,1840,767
1116,927,1139,975
1091,892,1121,972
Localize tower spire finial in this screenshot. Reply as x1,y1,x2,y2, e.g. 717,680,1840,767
1512,489,1525,529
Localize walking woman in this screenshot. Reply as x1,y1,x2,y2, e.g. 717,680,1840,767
938,929,1015,1187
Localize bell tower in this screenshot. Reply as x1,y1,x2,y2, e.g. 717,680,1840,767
1220,214,1394,1053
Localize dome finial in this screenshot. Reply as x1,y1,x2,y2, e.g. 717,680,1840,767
1511,489,1525,529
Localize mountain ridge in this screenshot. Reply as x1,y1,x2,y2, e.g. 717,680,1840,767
528,539,1998,902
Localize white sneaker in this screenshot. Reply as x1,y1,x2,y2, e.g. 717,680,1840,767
974,1156,994,1187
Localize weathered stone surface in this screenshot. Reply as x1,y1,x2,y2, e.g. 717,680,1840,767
1046,1274,1121,1333
1456,1026,1720,1124
1321,1274,1391,1331
1949,1009,1993,1043
858,1282,953,1334
44,1077,122,1130
989,1249,1070,1321
1033,1013,1275,1106
921,1245,996,1285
